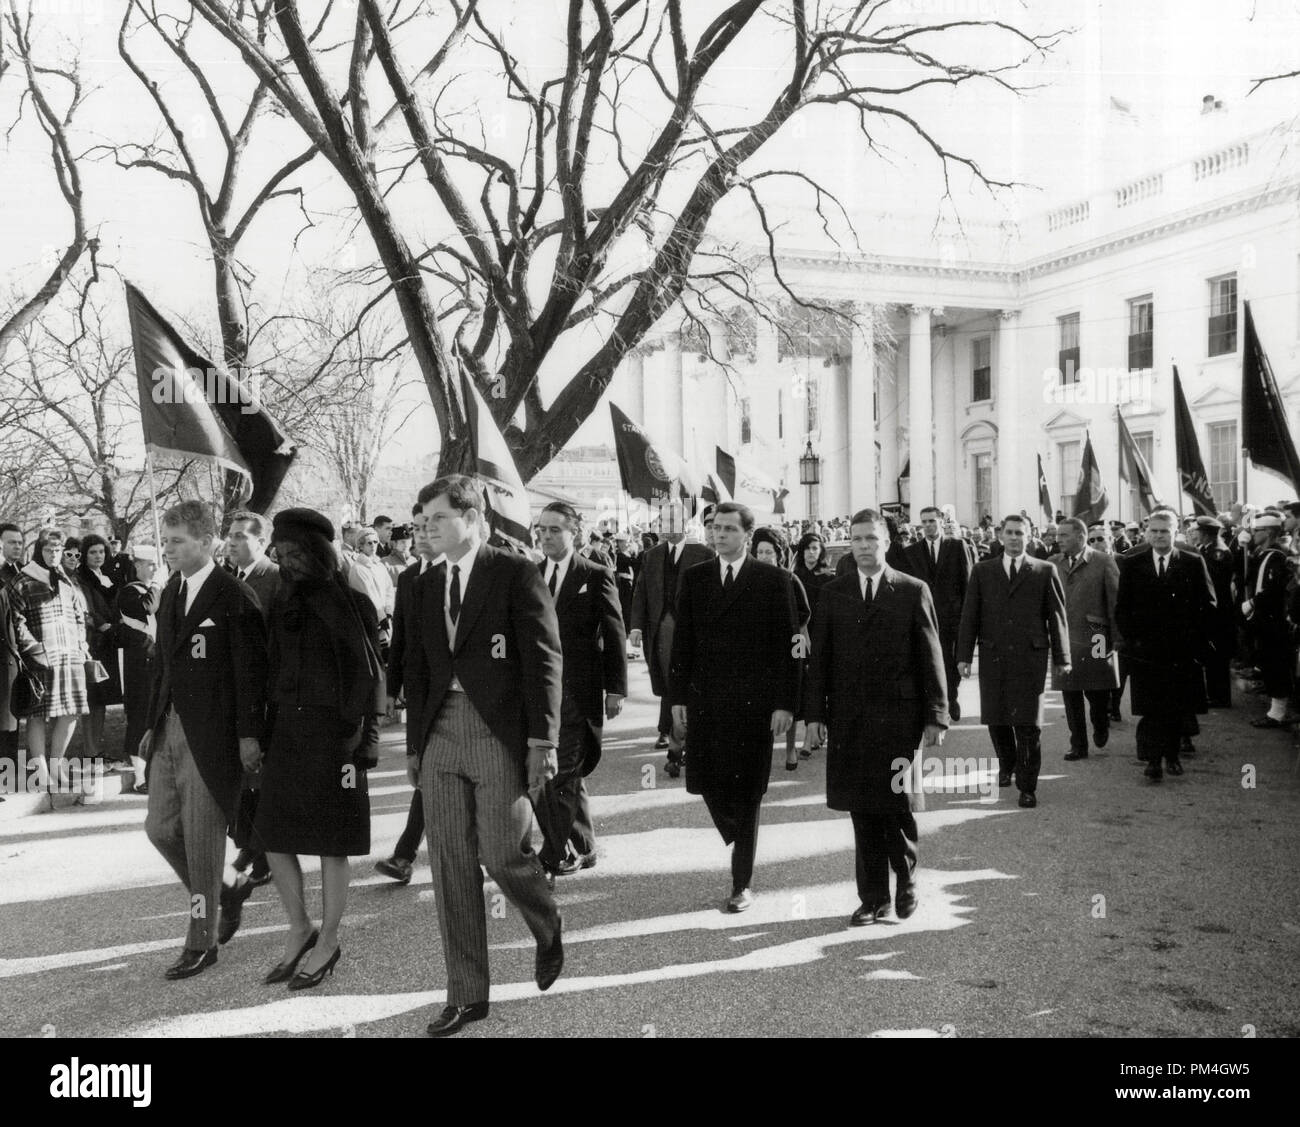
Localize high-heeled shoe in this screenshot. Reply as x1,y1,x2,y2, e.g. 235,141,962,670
263,930,319,985
288,944,341,990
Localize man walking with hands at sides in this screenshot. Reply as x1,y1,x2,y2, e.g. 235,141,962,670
669,502,800,912
404,476,564,1037
1116,510,1216,780
141,501,268,979
805,509,948,924
534,502,626,878
903,505,972,721
957,514,1069,809
1051,517,1121,761
629,508,712,776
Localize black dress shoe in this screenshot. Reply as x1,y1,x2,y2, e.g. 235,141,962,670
1064,749,1088,761
218,876,255,945
895,884,918,919
1166,759,1185,777
950,701,961,722
1093,725,1109,749
654,734,669,749
264,930,319,985
1108,707,1123,723
850,900,891,925
725,888,754,913
427,1002,489,1037
164,947,217,980
375,856,414,884
288,945,341,990
550,853,595,877
1144,763,1163,781
1250,716,1289,729
1018,792,1037,808
664,758,681,778
998,773,1013,788
535,916,564,991
1179,738,1197,757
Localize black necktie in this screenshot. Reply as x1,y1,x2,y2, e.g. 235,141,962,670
449,565,461,624
723,564,734,590
932,541,939,569
548,565,558,596
863,576,873,605
1009,560,1018,584
173,578,188,636
1157,555,1166,579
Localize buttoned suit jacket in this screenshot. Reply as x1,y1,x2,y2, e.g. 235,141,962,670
1050,547,1121,692
405,543,562,763
902,536,972,637
628,540,712,696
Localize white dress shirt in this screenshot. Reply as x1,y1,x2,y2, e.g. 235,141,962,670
857,565,883,600
181,558,216,615
444,542,481,690
1002,552,1025,581
1153,550,1172,576
718,554,745,583
544,549,575,594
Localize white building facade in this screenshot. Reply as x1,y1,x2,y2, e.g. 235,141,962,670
606,116,1300,526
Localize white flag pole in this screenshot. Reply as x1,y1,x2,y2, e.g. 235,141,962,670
144,449,163,556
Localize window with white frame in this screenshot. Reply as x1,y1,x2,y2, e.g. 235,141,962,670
1208,274,1237,357
971,337,991,402
1058,314,1080,384
1207,420,1238,509
1058,440,1081,515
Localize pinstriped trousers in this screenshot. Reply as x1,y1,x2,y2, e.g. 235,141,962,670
144,714,228,951
421,693,559,1006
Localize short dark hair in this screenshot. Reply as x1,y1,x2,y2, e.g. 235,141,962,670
410,501,423,518
541,501,582,528
1000,513,1027,530
0,523,20,538
919,505,942,518
417,474,484,513
162,499,217,540
849,508,885,529
63,535,81,551
227,510,269,540
373,514,393,528
713,501,755,532
1057,517,1087,535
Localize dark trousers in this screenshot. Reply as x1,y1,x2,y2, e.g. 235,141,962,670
1136,715,1182,765
701,790,762,893
1112,655,1128,714
938,627,961,719
536,701,597,869
1206,623,1234,707
849,800,917,906
1062,690,1111,751
988,724,1042,794
0,726,18,791
394,788,425,863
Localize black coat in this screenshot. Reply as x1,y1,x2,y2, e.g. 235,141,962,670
386,558,427,699
629,540,713,695
805,567,948,811
902,536,972,637
668,557,800,799
1115,547,1216,717
145,566,269,822
541,554,627,775
405,543,562,763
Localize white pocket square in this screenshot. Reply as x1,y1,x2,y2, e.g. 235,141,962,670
197,618,216,628
578,584,588,594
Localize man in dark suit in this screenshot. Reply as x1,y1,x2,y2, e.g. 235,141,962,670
1051,517,1121,760
806,508,948,923
612,532,637,631
103,536,137,589
669,502,800,912
629,522,712,775
405,475,564,1037
534,502,627,876
1116,510,1216,780
1192,516,1235,709
0,522,25,784
957,513,1069,809
903,505,973,721
375,503,438,885
140,501,268,979
224,510,283,894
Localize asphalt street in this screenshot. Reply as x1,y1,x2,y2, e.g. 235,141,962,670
2,658,1298,1039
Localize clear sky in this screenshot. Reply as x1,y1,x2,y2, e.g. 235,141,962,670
3,0,1298,469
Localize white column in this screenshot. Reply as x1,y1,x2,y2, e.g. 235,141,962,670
849,305,877,511
907,305,936,510
664,329,685,456
995,310,1020,518
625,348,647,428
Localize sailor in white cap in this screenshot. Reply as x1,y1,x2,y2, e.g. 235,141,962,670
1243,513,1296,728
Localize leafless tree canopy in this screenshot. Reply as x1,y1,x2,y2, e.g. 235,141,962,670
180,0,1060,480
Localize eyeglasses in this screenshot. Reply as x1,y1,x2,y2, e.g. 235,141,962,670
1087,537,1106,544
63,551,81,559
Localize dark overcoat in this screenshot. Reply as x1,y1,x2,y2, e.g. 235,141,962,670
1116,547,1216,717
956,555,1068,725
668,557,799,799
1050,547,1121,692
804,567,948,811
629,541,712,696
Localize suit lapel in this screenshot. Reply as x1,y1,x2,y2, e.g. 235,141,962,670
712,557,752,617
1007,555,1029,596
557,556,583,611
452,546,493,654
173,569,222,652
423,562,450,653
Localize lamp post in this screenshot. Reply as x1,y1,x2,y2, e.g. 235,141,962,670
799,439,821,519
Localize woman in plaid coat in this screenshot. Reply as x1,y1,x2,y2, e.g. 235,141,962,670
8,528,90,794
